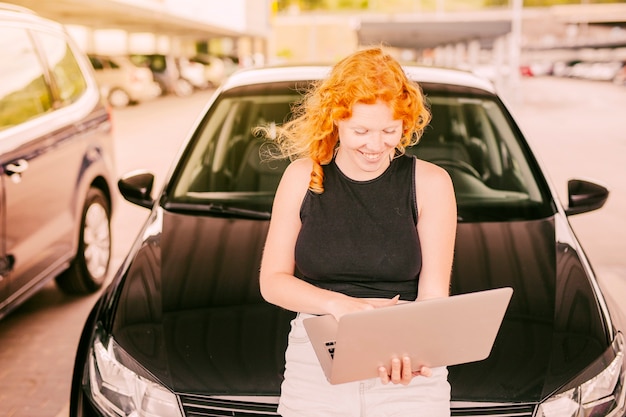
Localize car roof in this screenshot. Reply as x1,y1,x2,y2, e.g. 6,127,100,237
0,2,64,31
220,64,496,94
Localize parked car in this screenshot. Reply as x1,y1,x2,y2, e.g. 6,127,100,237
129,54,194,97
552,59,582,77
0,3,116,319
190,54,235,87
568,61,625,82
176,57,209,90
69,64,625,417
88,54,161,108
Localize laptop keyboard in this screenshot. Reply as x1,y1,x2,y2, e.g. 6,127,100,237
325,341,336,359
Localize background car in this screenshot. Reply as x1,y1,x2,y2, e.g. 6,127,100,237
88,54,161,108
190,54,238,87
176,56,209,90
129,54,195,97
69,65,625,417
0,3,116,319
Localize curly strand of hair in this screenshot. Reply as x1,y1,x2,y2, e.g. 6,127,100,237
309,162,324,194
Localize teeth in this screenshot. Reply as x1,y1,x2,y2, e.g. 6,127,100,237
362,152,382,160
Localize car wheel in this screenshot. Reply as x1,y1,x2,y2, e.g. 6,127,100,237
56,187,111,294
174,78,194,97
108,88,131,107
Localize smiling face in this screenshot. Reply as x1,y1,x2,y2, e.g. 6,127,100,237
335,100,403,181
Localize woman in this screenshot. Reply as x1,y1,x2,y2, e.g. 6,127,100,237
259,47,457,416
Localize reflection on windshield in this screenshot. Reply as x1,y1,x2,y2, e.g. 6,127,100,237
167,85,554,222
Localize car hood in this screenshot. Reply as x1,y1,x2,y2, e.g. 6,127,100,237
109,208,609,403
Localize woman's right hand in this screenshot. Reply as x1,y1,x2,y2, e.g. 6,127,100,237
328,294,400,321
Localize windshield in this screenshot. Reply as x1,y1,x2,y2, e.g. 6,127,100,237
166,81,555,222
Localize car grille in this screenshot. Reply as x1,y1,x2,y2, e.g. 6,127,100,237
451,402,536,416
179,395,536,417
180,395,280,416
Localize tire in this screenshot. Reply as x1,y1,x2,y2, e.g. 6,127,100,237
56,188,111,294
108,88,131,108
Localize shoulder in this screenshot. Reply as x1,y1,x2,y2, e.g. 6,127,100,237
413,158,455,209
281,158,314,187
414,158,452,187
274,158,313,207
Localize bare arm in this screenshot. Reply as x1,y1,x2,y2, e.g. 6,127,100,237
414,159,457,301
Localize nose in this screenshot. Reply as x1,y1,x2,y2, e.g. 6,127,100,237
368,132,386,151
372,131,398,153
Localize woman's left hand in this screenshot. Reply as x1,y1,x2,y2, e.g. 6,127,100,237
378,356,432,385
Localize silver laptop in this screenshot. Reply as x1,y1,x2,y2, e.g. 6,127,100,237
303,287,513,385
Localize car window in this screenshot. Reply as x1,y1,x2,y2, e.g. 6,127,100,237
89,56,104,70
108,58,120,69
409,95,553,220
36,30,87,106
166,82,554,222
167,84,296,215
0,27,53,131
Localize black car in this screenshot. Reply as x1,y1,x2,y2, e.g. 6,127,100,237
69,65,625,417
0,3,116,319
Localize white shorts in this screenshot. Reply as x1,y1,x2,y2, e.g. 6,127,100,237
278,313,451,417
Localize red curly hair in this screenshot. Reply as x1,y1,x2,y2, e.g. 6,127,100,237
273,47,431,193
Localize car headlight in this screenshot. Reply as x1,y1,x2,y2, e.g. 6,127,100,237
87,333,183,417
537,332,625,417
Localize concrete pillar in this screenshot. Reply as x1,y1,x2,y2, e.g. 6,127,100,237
65,25,93,53
252,36,266,66
128,32,156,54
155,35,171,54
492,36,506,92
444,44,455,68
237,36,253,67
454,42,466,67
467,40,481,68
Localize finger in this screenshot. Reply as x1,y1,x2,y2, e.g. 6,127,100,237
378,366,390,384
412,366,432,377
390,358,402,384
401,356,413,384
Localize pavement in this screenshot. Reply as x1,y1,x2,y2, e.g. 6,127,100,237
0,282,102,417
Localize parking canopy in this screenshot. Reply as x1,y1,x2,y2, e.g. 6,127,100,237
357,19,512,50
5,0,247,39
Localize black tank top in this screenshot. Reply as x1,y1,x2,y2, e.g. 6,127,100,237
295,154,421,301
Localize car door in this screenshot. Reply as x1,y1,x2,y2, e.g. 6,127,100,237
0,25,85,305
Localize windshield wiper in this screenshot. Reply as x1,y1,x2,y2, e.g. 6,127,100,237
164,202,271,220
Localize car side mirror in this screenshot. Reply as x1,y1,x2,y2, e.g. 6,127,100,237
118,171,155,209
565,179,609,216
